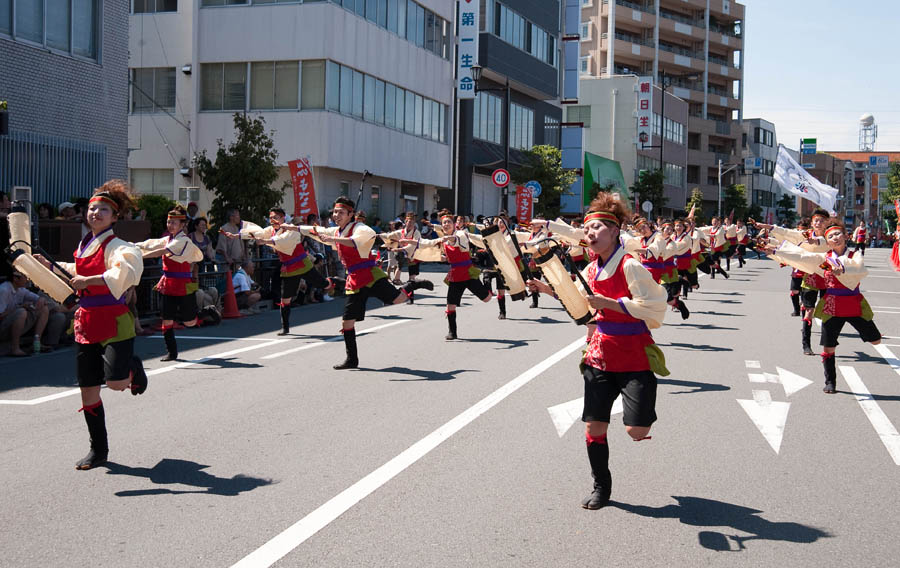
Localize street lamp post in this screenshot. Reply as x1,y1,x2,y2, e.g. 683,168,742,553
470,64,512,212
718,159,740,218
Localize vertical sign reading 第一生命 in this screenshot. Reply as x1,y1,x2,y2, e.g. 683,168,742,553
457,0,479,99
636,77,653,149
516,185,533,224
288,157,319,220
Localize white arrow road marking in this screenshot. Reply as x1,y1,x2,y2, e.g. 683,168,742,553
737,390,791,454
839,366,900,466
748,373,778,384
547,397,623,438
745,360,761,369
776,367,813,397
873,344,900,378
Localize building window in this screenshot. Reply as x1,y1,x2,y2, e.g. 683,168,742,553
201,63,247,111
566,105,591,127
494,2,556,66
652,113,685,145
201,0,248,5
580,21,590,41
473,92,502,145
509,103,534,150
131,68,176,113
544,116,560,148
339,180,350,196
130,169,174,197
300,60,324,109
250,61,300,110
579,56,590,76
134,0,177,13
4,0,98,60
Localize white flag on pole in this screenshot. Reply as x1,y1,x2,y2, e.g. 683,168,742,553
774,145,839,212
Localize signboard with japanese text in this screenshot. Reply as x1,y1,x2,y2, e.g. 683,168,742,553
456,0,479,100
800,137,816,155
516,185,533,224
288,157,319,220
744,157,761,170
636,77,653,148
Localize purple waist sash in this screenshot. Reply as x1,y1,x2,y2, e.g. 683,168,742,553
78,294,126,308
282,252,309,268
163,271,192,279
595,321,650,336
450,259,473,268
827,287,861,297
347,259,376,273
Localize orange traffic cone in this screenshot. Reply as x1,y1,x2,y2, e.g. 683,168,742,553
222,270,242,319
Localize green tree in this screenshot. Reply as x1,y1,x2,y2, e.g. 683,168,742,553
776,193,797,226
135,194,177,237
510,145,576,219
630,169,667,215
883,162,900,228
685,187,705,225
195,113,288,232
722,183,749,220
587,181,620,204
746,203,763,223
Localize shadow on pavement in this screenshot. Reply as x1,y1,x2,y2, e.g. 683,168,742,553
657,342,733,352
695,291,745,296
175,357,263,370
690,298,742,305
658,377,730,394
690,311,745,317
670,323,739,331
457,337,539,349
374,366,475,381
105,458,274,497
612,495,831,551
503,316,567,324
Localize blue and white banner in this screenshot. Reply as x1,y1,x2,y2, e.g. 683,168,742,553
774,145,838,213
456,0,479,100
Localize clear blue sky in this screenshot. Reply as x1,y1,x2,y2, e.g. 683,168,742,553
742,0,899,151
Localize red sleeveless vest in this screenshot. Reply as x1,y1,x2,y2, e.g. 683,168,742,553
73,231,129,344
336,222,379,292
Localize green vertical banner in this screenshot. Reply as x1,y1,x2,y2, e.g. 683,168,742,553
583,152,630,207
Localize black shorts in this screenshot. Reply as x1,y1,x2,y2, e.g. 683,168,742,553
77,339,134,387
790,276,803,292
800,289,819,309
280,269,328,300
820,316,881,348
663,282,680,302
162,293,198,322
447,279,492,306
408,263,420,277
342,277,403,322
582,365,657,427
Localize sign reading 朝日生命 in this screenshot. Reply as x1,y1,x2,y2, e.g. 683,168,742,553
636,77,653,148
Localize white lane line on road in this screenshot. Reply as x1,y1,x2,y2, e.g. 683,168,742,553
259,320,410,360
867,275,900,278
839,366,900,466
872,344,900,378
864,290,900,294
745,360,761,368
874,311,900,315
230,336,586,568
0,339,288,406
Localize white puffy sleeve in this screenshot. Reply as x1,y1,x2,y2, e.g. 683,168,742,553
270,228,304,256
103,240,144,300
410,237,444,262
619,257,668,329
835,251,868,290
350,224,377,256
769,240,826,277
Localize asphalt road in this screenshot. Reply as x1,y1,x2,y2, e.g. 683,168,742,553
2,248,899,567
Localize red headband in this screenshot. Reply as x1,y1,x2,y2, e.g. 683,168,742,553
584,211,620,227
824,226,844,237
440,215,454,222
89,194,119,212
334,203,353,212
167,213,187,220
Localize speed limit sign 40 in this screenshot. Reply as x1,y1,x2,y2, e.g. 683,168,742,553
491,168,510,188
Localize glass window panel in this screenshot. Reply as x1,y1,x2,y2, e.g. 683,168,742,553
47,0,71,50
397,0,405,37
250,61,274,110
395,87,405,130
405,0,415,41
365,0,375,22
441,19,450,59
0,0,10,34
404,90,415,133
439,104,445,143
493,96,502,144
385,83,396,128
201,64,223,110
431,100,439,140
424,10,435,53
377,0,386,27
223,62,247,110
422,99,431,140
415,4,424,47
414,94,423,136
298,60,321,110
133,0,149,12
156,67,176,111
352,69,363,118
339,65,352,114
355,0,364,17
374,79,385,124
363,74,375,121
472,96,480,140
16,0,43,42
480,94,489,141
131,69,153,112
498,5,505,38
72,0,97,58
157,0,177,11
387,0,397,33
326,60,340,111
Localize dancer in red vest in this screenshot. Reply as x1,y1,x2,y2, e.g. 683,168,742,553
223,208,334,335
293,197,433,369
633,217,689,319
381,212,426,297
526,192,668,509
136,205,203,360
765,220,881,393
404,211,492,340
35,181,147,470
852,221,867,256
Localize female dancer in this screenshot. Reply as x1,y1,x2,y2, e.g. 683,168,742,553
766,220,881,393
136,205,203,360
526,193,668,509
36,181,147,470
633,217,689,319
697,216,729,279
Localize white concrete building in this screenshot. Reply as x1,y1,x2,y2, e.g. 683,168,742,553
739,118,780,222
128,0,454,223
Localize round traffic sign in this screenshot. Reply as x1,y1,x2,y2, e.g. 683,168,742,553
524,180,542,198
641,200,653,213
491,169,510,188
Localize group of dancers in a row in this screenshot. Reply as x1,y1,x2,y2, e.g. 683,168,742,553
8,181,883,513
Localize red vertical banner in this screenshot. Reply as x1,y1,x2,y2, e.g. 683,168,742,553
894,199,900,220
515,185,533,224
288,157,318,220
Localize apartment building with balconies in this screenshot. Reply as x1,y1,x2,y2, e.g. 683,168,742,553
580,0,744,210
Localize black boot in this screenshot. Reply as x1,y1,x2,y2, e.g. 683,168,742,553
130,356,148,396
402,279,434,294
333,328,358,369
530,292,539,308
681,279,690,299
726,257,731,271
790,294,801,317
76,401,108,470
802,320,813,355
822,352,837,393
278,305,291,335
718,265,729,279
675,299,690,320
497,296,506,320
160,328,177,361
582,439,611,510
445,311,457,340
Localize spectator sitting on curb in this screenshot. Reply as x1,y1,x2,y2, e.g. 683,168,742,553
233,261,262,314
0,272,52,356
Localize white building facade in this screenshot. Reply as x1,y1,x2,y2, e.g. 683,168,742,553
128,0,454,222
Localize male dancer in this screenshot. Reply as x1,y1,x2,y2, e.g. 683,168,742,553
852,221,867,256
526,192,668,509
381,212,424,292
292,197,433,369
697,216,729,279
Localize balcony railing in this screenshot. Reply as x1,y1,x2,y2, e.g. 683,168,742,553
659,8,698,27
615,31,653,47
710,23,742,38
715,120,731,135
615,0,651,14
659,41,700,59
